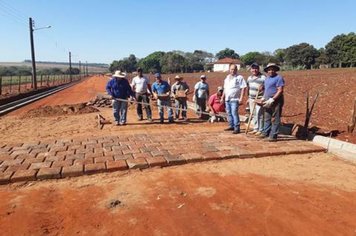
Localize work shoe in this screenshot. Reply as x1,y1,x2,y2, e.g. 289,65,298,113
147,118,153,122
232,130,240,134
255,131,262,136
256,133,267,139
115,121,120,126
137,117,143,121
265,137,277,142
248,130,258,134
224,127,234,131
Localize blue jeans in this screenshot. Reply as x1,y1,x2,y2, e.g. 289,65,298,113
157,99,173,122
262,97,284,139
112,99,128,124
175,99,187,118
225,100,240,131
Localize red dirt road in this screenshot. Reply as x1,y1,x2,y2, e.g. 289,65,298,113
1,153,356,235
1,72,356,235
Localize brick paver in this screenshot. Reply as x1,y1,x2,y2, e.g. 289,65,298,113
0,131,326,185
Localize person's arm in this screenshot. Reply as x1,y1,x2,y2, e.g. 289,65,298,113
106,80,113,97
239,87,246,105
208,95,216,113
272,86,283,100
184,83,190,95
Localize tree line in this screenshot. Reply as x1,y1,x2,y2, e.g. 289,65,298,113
0,66,81,77
110,32,355,73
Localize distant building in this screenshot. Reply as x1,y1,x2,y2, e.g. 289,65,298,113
213,58,242,72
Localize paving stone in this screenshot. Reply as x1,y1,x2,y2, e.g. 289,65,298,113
6,163,30,172
23,157,45,164
1,159,24,166
0,171,14,184
84,163,106,174
67,145,83,151
126,158,149,169
52,160,73,168
37,167,61,180
122,149,141,155
181,153,204,163
62,165,84,178
29,162,52,170
45,155,65,162
73,158,93,165
164,155,187,165
94,156,114,163
202,152,222,161
106,160,128,171
11,169,37,182
65,153,85,161
85,152,104,159
49,145,68,152
133,152,153,159
113,154,133,160
56,150,75,157
11,149,31,156
145,156,168,167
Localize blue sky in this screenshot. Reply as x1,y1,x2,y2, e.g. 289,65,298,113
0,0,355,64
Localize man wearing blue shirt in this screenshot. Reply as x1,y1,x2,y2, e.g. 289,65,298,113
259,63,285,141
106,70,135,125
152,73,174,123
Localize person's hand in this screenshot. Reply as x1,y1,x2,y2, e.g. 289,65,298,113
238,100,243,105
263,98,274,108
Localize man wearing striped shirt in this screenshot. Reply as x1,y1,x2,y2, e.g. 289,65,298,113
246,63,266,134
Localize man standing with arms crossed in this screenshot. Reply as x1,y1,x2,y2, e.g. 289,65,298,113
222,64,247,134
131,67,153,122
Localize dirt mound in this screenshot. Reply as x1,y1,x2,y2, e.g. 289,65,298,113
22,103,99,118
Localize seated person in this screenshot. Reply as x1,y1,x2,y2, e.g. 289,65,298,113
207,86,226,123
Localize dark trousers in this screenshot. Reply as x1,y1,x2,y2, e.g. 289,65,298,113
135,93,152,119
262,96,284,139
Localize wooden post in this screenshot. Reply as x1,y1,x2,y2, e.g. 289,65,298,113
0,76,2,95
40,74,43,87
347,99,356,133
18,75,21,93
9,76,12,93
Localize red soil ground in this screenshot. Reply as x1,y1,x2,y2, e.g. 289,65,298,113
0,71,355,235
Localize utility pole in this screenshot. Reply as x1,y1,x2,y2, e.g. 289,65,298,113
69,51,72,82
29,17,37,89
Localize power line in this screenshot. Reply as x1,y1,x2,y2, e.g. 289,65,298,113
0,0,28,21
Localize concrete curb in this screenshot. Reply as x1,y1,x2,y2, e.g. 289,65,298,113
310,134,356,162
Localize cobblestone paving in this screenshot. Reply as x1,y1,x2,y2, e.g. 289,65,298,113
0,131,325,184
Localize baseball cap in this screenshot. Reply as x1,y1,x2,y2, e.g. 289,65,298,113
154,72,161,78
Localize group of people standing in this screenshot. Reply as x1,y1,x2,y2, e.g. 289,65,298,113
106,62,285,142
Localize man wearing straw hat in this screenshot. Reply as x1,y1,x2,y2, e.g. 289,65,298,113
258,63,285,142
246,62,266,135
171,75,189,121
106,70,135,125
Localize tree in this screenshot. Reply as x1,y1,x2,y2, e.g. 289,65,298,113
137,51,165,73
284,43,319,69
216,48,240,60
160,52,187,73
240,52,265,65
109,54,138,73
274,49,286,64
315,48,329,67
326,32,356,67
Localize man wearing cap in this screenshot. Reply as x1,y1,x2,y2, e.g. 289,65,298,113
259,63,285,142
208,86,225,123
171,75,190,121
152,73,174,123
131,67,153,121
222,64,247,134
106,70,135,125
194,75,210,119
246,63,266,134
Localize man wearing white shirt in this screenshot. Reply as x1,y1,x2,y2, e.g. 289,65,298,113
131,67,153,121
222,64,247,134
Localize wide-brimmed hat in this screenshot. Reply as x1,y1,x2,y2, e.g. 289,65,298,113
175,75,182,80
200,75,207,79
264,63,280,72
112,70,126,78
217,86,223,91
